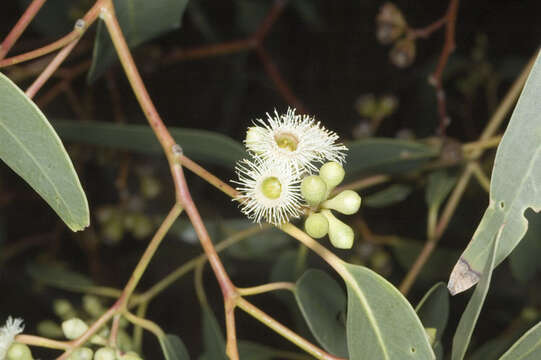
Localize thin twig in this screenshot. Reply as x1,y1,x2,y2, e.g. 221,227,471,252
428,0,460,136
0,0,47,60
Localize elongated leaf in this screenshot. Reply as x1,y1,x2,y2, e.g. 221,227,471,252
499,321,541,360
238,341,285,360
425,171,457,211
341,261,434,359
26,263,94,291
201,306,227,360
451,225,502,360
509,209,541,283
0,74,89,231
346,138,438,175
448,50,541,295
364,184,413,208
53,120,246,169
159,334,190,360
295,269,348,357
88,0,189,81
415,283,449,346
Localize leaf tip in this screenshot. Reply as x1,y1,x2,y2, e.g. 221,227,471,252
447,258,480,295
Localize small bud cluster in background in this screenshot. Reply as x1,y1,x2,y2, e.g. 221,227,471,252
32,296,143,360
233,108,362,249
353,94,398,138
376,2,416,68
96,167,162,245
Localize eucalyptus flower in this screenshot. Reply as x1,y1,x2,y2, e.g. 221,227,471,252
0,317,24,360
245,108,347,174
233,158,303,225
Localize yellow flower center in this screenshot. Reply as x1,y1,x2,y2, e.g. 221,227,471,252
261,177,282,199
274,132,298,152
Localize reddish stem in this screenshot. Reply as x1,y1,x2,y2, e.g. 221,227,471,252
429,0,460,136
0,0,47,60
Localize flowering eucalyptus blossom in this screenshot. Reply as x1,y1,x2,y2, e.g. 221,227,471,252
245,108,347,174
233,158,303,225
0,317,24,360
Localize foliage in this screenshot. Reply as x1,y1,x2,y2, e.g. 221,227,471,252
1,1,541,360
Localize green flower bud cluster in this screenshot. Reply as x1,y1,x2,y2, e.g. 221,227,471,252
97,205,155,244
6,343,33,360
301,162,361,249
40,296,139,359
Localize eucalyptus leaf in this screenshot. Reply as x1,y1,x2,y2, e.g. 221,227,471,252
345,138,438,176
238,341,283,360
425,171,457,211
364,184,413,208
53,120,245,169
26,263,94,291
499,321,541,360
451,225,502,360
295,269,348,357
415,282,449,345
0,74,89,231
341,261,435,359
448,50,541,295
159,334,190,360
509,209,541,283
201,306,227,360
88,0,189,81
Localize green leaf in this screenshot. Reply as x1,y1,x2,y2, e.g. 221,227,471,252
509,209,541,283
201,306,227,360
159,334,190,360
415,283,450,345
345,138,438,176
364,184,413,208
448,50,541,295
0,74,89,231
237,341,284,360
87,0,189,81
53,120,246,169
451,225,502,360
425,171,457,211
499,321,541,360
26,263,94,291
341,262,435,359
295,269,348,357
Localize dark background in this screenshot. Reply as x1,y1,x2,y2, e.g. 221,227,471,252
1,0,541,358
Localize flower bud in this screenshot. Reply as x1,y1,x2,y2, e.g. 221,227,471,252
83,295,105,318
6,343,33,360
390,39,416,68
376,3,406,44
139,174,161,199
37,320,64,338
321,190,361,215
321,210,354,249
67,347,93,360
94,347,116,360
61,318,88,340
355,94,377,117
119,351,143,360
117,329,134,352
245,127,264,153
304,213,329,239
131,214,154,240
53,299,76,320
301,176,327,206
319,162,345,191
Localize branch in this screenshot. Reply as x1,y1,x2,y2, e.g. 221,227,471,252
0,0,47,60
